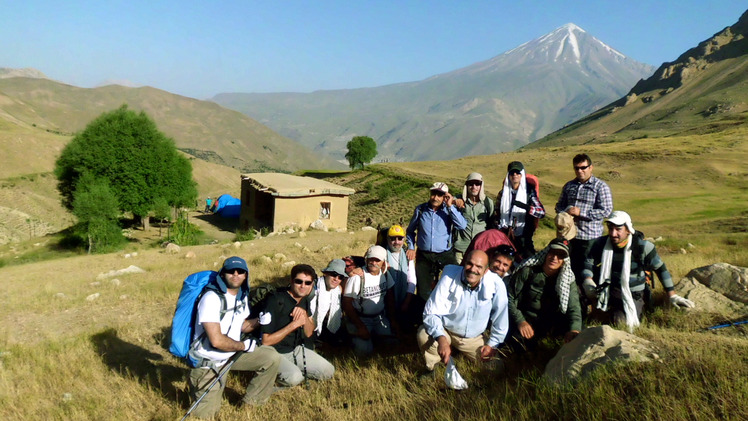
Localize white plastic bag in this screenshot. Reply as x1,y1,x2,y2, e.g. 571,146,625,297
444,357,468,390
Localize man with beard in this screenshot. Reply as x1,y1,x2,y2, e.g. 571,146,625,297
342,245,399,356
417,250,509,378
384,224,418,326
406,182,468,302
505,239,582,347
260,264,334,387
188,256,280,418
453,172,494,264
582,211,694,330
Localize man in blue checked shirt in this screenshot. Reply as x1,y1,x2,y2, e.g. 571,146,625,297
417,250,509,377
406,182,468,303
555,153,613,287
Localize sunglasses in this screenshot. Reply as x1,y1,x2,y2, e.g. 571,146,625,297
574,164,591,171
508,170,521,176
225,269,247,275
466,181,482,187
389,236,404,241
430,190,446,197
293,278,314,286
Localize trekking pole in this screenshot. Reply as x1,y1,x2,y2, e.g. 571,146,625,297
705,318,748,331
180,352,240,421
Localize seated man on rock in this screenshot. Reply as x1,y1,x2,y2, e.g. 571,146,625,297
417,250,509,379
582,211,694,330
260,264,334,387
505,239,582,348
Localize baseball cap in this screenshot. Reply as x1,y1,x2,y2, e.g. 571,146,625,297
507,161,524,173
605,210,635,234
365,245,387,261
548,238,570,258
430,182,449,194
222,256,248,273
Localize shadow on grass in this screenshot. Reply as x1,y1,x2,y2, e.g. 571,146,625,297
192,212,239,233
91,328,190,408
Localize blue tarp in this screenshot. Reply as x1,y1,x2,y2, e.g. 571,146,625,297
214,194,241,218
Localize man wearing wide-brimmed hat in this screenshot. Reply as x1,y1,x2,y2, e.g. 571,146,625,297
453,172,495,264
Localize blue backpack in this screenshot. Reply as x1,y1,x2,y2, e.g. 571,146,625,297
169,270,227,367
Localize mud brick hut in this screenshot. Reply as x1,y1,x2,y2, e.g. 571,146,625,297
240,173,355,233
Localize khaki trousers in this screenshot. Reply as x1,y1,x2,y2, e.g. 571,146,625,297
188,345,280,419
417,324,484,370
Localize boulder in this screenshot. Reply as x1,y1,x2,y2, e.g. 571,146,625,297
686,263,748,304
273,253,287,263
674,277,747,318
184,251,196,259
543,325,658,384
165,243,181,254
309,220,328,231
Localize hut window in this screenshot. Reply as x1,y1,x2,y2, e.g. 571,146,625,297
320,202,331,219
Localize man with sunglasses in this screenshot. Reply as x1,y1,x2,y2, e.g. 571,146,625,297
384,225,418,326
555,154,613,288
495,161,545,259
453,172,495,264
310,259,348,347
406,182,467,303
188,256,280,418
260,264,334,387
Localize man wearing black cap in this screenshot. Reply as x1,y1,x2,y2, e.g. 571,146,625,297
505,239,582,346
188,256,280,418
494,161,545,259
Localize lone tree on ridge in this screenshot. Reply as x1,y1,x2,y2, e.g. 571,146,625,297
345,135,378,170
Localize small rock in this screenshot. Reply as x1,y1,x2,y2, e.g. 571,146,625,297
55,293,66,299
86,293,100,302
302,247,311,253
349,231,355,235
361,226,377,231
124,253,132,259
233,241,242,249
62,393,73,403
653,236,663,242
309,220,328,231
119,295,128,300
259,256,273,264
285,228,295,234
281,261,297,269
89,282,101,287
294,242,303,248
298,232,307,238
185,251,196,259
319,245,333,252
131,252,138,257
110,279,121,287
687,243,696,249
273,253,287,263
679,248,687,254
165,243,181,254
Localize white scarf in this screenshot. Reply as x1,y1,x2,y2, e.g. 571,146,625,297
597,236,639,331
310,276,342,334
499,170,527,235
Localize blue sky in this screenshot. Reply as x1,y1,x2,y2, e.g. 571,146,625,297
2,1,746,99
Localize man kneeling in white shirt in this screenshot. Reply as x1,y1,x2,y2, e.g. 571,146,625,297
417,250,509,378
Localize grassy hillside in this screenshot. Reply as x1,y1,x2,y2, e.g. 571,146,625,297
0,77,343,175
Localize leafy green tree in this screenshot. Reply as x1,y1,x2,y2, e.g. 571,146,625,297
55,105,197,226
71,174,124,253
345,136,378,169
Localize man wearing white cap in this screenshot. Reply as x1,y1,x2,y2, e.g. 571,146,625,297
453,172,495,264
582,211,695,330
406,182,468,302
342,245,399,356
